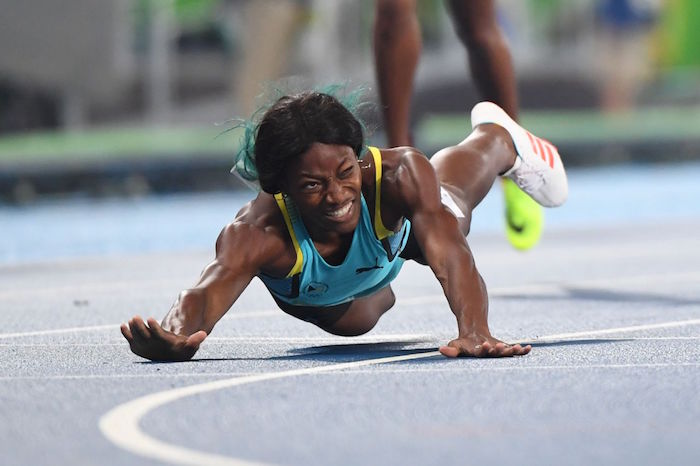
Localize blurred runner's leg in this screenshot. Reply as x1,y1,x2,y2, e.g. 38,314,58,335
373,0,544,250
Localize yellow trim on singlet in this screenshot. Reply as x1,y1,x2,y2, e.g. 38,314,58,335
273,193,303,278
368,146,394,240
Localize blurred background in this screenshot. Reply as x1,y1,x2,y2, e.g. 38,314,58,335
1,0,699,262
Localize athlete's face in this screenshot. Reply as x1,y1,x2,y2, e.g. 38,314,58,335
283,142,362,237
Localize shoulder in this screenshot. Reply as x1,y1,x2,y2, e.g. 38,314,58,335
365,146,436,185
215,192,297,274
363,146,440,215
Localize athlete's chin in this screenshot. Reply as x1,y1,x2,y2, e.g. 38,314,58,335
332,219,359,235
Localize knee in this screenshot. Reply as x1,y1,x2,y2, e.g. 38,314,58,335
376,0,416,17
323,289,396,337
323,321,375,337
381,287,397,312
330,326,370,337
455,21,503,52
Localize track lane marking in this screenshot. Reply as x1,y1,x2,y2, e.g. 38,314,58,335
0,333,434,346
4,269,700,340
0,311,279,340
321,362,700,374
520,318,700,341
4,334,698,349
99,317,700,466
6,360,700,382
99,351,439,466
0,373,252,381
0,324,118,339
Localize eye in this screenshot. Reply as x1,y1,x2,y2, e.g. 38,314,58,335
338,165,355,178
301,181,320,191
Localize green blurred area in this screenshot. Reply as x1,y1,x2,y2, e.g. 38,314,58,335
2,106,699,168
0,126,237,166
3,0,700,169
659,0,700,68
418,107,700,149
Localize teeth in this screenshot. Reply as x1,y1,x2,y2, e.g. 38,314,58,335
328,202,352,218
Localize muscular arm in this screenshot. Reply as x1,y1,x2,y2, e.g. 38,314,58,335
122,220,283,361
391,149,529,357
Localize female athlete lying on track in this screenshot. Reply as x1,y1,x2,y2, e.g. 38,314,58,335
121,90,568,361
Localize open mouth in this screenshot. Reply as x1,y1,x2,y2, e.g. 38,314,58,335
325,200,354,220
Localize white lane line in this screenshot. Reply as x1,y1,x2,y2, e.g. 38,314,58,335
99,317,700,466
0,324,118,339
520,318,700,342
99,351,440,466
0,311,280,340
0,276,240,299
329,362,700,374
0,334,433,347
5,334,699,349
206,333,433,343
0,373,251,381
5,335,700,349
220,310,279,320
0,343,126,347
4,270,699,340
8,359,700,382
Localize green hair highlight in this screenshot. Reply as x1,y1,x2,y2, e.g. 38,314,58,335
226,82,373,190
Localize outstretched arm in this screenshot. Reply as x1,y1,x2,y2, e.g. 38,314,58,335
121,222,275,361
395,150,530,357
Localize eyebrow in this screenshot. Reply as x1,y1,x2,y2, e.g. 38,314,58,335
297,158,354,179
297,172,323,180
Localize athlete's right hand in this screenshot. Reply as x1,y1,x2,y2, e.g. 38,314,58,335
121,316,207,362
439,332,531,358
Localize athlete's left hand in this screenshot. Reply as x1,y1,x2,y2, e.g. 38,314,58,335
439,332,530,358
121,316,207,362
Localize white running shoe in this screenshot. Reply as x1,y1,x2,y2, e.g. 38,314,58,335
471,102,568,207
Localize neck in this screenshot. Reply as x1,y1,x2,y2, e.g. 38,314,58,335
309,227,354,266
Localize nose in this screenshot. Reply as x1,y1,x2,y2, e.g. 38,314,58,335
324,179,344,205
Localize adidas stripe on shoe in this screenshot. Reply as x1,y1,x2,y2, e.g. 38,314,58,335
471,101,568,207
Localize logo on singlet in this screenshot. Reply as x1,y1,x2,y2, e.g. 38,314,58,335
305,282,329,297
355,257,384,274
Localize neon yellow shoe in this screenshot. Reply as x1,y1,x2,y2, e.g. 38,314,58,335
502,178,543,251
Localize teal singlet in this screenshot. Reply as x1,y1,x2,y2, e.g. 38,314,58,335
258,147,411,307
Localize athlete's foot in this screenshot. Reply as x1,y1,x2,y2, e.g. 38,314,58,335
502,178,543,250
471,102,568,207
